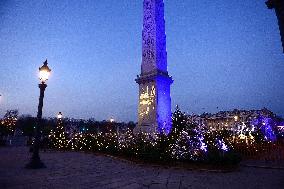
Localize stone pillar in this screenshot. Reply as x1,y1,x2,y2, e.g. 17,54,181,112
135,0,173,135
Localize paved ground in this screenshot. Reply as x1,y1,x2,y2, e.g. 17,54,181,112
0,147,283,189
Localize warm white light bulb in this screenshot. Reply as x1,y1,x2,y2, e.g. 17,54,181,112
39,70,50,82
57,112,63,119
234,116,238,121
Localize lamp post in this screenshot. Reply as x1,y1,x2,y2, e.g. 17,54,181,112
57,112,63,120
266,0,284,53
26,60,51,169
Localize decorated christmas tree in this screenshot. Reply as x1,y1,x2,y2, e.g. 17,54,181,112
49,112,68,149
169,106,207,161
171,105,188,134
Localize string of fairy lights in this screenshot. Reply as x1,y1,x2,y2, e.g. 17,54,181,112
47,108,281,162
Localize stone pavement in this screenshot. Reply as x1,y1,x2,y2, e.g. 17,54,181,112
0,147,283,189
242,159,284,169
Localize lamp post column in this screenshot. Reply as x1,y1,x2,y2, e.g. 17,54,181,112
26,59,51,169
266,0,284,53
34,83,47,163
26,83,47,168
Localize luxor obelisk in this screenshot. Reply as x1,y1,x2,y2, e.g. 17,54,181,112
135,0,173,134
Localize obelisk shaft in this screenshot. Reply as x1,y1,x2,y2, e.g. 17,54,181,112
142,0,167,74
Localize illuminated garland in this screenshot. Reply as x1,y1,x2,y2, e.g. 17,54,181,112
46,108,280,163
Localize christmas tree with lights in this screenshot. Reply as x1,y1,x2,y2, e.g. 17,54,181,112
169,106,207,161
49,113,68,149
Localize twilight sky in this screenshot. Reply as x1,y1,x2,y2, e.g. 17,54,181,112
0,0,283,121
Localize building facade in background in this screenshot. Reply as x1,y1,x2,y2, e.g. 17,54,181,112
189,108,277,131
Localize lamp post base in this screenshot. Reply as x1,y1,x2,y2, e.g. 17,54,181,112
25,157,46,169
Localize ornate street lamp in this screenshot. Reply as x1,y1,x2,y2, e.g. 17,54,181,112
266,0,284,53
26,60,51,169
110,118,115,123
57,112,63,119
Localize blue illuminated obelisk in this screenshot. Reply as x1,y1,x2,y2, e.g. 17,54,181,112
135,0,173,135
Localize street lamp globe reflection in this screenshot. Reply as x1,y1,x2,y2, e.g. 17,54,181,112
39,60,51,83
57,112,63,119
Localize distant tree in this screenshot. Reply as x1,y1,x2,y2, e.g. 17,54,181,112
16,116,55,137
3,110,18,119
127,121,136,130
1,110,19,135
16,115,37,136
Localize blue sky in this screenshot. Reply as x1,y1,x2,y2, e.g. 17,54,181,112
0,0,283,121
